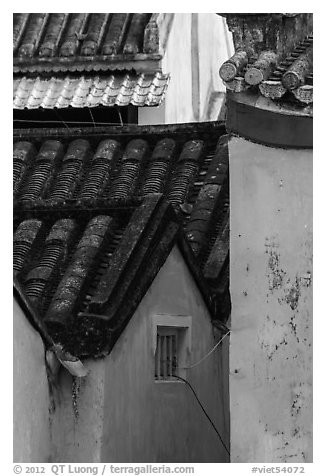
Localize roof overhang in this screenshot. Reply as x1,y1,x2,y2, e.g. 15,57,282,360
13,72,170,109
13,121,230,358
13,55,162,75
14,278,54,347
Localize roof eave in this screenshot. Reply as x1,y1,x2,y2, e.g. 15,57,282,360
14,55,163,75
14,278,54,347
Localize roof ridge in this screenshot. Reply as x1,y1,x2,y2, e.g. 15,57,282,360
220,14,313,107
13,13,161,75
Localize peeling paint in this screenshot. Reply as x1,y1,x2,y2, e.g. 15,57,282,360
284,278,301,310
72,377,82,421
292,427,300,437
291,393,303,416
289,315,300,343
265,240,311,314
265,240,286,291
300,272,312,287
229,137,312,463
260,336,288,361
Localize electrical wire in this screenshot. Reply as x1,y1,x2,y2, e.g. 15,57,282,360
53,109,70,130
88,107,96,128
173,374,230,457
180,330,230,369
13,119,140,126
117,108,124,126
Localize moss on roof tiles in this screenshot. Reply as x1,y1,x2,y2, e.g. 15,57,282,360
13,122,230,357
14,13,160,74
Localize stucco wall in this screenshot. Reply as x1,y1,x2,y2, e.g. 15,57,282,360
50,246,229,462
229,137,313,462
160,13,193,124
13,299,52,462
138,13,233,125
197,14,233,121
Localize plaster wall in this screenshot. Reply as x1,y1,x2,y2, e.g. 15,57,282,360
138,13,233,125
229,137,313,462
197,14,233,121
13,299,52,462
51,246,229,462
158,13,193,124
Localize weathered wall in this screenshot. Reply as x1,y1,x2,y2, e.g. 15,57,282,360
229,137,313,462
13,299,52,462
51,246,229,462
197,14,233,121
138,13,233,125
49,360,105,463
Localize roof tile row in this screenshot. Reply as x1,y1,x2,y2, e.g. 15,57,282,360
14,133,226,208
14,13,159,74
13,73,169,109
14,123,229,356
220,35,313,105
14,123,230,356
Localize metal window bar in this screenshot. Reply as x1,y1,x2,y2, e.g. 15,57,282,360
155,330,178,380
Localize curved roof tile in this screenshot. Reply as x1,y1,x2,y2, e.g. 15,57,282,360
220,13,313,106
220,36,313,105
13,13,160,74
13,73,170,109
13,122,230,357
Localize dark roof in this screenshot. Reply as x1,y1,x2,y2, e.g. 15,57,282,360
13,13,161,75
13,122,230,358
219,14,313,106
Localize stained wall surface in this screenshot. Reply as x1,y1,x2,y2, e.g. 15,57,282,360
50,246,230,462
13,299,52,462
229,137,313,462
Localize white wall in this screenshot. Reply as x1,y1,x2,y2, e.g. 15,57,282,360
197,14,233,121
13,299,52,462
50,246,230,462
138,13,233,125
229,137,313,462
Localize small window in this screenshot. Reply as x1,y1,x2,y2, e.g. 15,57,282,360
155,328,178,380
152,315,192,382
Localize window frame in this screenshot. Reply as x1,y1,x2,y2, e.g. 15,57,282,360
152,314,192,382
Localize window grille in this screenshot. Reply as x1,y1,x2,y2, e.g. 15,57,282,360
155,328,178,380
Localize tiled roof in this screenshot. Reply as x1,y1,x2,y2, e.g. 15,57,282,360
14,122,230,358
14,197,180,356
220,36,313,105
13,73,169,109
13,13,161,74
219,14,313,106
